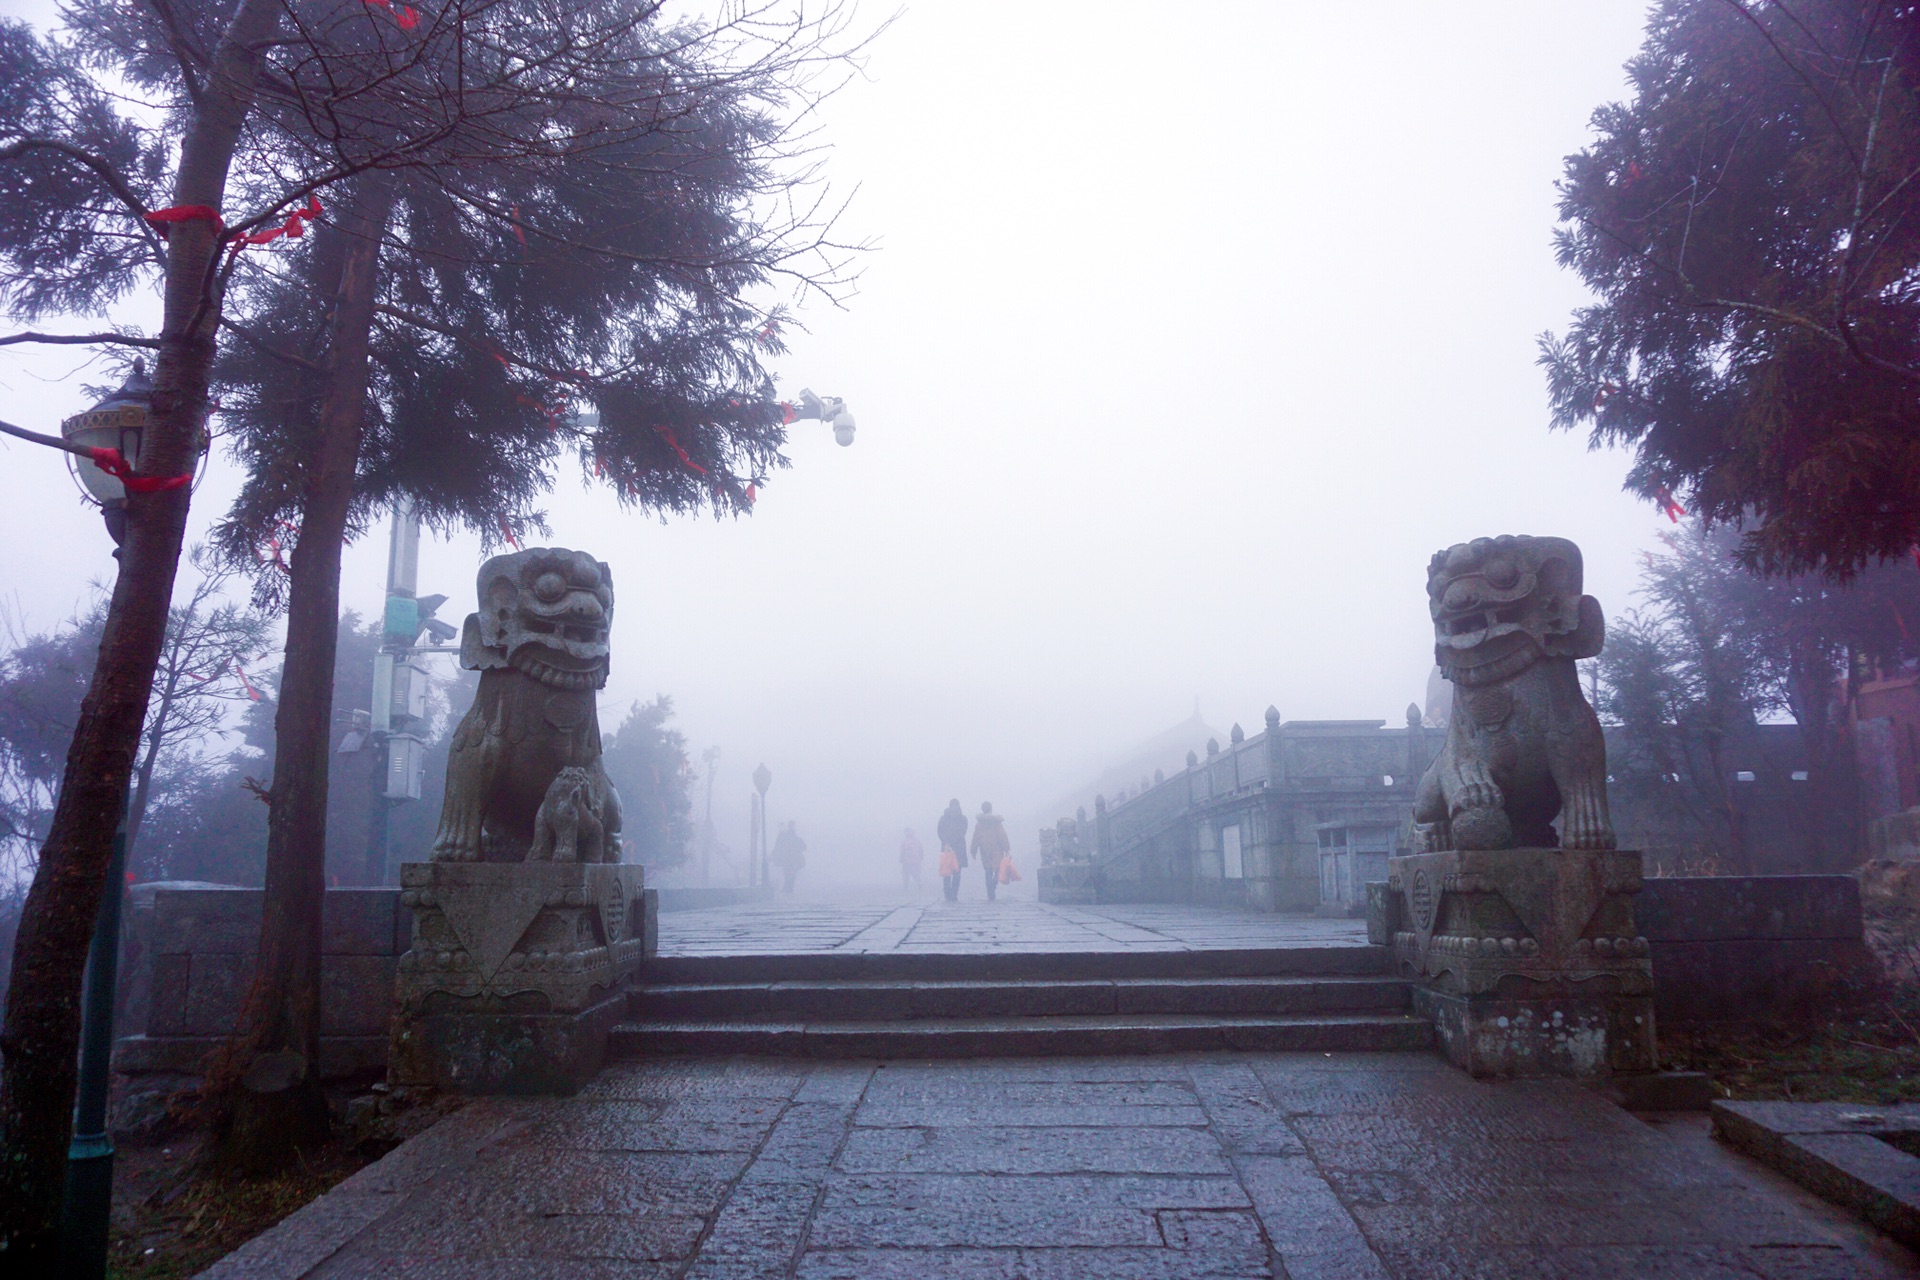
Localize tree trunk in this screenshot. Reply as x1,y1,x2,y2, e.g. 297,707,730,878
0,1,279,1264
206,175,393,1173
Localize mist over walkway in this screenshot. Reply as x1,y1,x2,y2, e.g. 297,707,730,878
658,900,1368,957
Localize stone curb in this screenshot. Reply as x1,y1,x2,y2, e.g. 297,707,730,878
1711,1099,1920,1248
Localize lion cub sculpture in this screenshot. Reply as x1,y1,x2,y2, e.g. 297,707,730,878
431,548,623,863
1412,535,1613,853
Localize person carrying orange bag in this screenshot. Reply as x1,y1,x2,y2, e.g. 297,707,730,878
998,856,1021,885
971,801,1011,902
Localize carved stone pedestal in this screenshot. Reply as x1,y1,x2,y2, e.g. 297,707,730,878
389,862,652,1094
1037,864,1095,904
1380,848,1655,1079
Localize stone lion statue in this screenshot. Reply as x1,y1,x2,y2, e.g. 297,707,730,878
431,548,624,863
1411,535,1613,852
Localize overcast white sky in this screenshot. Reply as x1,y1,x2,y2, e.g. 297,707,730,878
0,1,1662,885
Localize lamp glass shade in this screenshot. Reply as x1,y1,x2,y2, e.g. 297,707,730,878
58,362,205,505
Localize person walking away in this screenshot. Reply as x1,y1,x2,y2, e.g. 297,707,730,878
770,821,807,893
937,841,962,901
971,801,1010,902
937,799,969,901
899,827,925,891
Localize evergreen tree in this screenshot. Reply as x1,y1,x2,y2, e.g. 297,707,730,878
0,0,742,1241
189,1,857,1168
1541,0,1920,575
1595,519,1919,866
601,697,695,870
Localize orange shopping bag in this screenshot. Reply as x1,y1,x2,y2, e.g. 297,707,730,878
938,847,959,877
999,858,1020,884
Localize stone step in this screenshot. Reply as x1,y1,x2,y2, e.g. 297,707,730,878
629,975,1410,1023
643,945,1390,985
608,1012,1434,1059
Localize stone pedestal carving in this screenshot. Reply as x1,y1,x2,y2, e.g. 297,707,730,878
389,861,652,1094
1382,847,1655,1077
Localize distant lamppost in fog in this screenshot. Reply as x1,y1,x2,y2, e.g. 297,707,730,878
752,763,773,886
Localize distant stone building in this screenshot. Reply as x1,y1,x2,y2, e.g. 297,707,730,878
1041,704,1830,914
1041,707,1434,914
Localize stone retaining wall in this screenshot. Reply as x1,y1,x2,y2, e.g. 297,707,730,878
1637,875,1882,1023
115,884,407,1083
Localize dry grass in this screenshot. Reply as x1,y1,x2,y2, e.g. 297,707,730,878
1659,989,1920,1106
106,1135,374,1280
103,1088,462,1279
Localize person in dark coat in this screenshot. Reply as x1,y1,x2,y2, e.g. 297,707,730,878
971,801,1010,902
937,799,968,901
770,821,807,893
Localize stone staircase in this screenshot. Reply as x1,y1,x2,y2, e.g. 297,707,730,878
609,945,1431,1058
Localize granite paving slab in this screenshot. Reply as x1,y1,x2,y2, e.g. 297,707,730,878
203,1053,1920,1279
658,899,1369,957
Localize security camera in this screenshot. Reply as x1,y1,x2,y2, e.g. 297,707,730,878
793,388,857,446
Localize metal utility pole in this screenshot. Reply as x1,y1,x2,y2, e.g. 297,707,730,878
59,789,130,1277
368,498,455,882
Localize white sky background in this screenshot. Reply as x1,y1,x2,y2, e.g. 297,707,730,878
0,1,1662,885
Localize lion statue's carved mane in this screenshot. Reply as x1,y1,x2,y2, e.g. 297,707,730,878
431,548,623,863
1411,535,1614,853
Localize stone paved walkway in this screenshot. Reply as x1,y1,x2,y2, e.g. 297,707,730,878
209,1052,1920,1279
659,901,1370,956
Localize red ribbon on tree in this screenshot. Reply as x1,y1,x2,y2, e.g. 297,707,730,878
778,401,797,425
653,425,707,475
497,516,522,550
255,519,298,575
143,204,225,234
1654,486,1685,524
88,447,189,494
144,197,322,257
232,659,263,702
362,0,420,29
229,196,322,254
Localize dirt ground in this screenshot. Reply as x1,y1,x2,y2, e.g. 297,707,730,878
104,1088,462,1280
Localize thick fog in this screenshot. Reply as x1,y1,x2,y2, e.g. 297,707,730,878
0,2,1658,889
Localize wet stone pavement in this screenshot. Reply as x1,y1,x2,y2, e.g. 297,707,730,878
208,1050,1920,1279
656,900,1372,957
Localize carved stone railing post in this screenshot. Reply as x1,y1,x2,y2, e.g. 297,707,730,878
1373,536,1656,1078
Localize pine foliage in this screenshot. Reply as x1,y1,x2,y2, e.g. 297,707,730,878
1542,0,1920,575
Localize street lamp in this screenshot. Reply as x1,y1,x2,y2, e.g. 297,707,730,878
752,763,772,886
59,360,209,544
0,365,210,1275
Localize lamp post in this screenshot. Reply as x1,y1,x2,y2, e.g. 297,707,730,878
752,763,772,887
58,789,130,1277
0,368,212,1274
